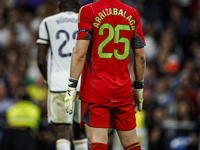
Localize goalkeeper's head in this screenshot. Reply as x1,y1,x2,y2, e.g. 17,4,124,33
59,0,80,13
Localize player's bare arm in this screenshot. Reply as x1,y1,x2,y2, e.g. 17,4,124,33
37,44,48,81
132,47,146,112
133,47,146,81
64,39,90,114
70,40,90,79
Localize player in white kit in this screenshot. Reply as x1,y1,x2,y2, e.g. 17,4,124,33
37,0,88,150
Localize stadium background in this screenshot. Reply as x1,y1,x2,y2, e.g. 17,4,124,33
0,0,199,150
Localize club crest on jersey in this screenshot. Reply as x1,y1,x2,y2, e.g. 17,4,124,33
93,8,135,30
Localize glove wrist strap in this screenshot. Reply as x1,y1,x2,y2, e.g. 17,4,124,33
134,80,144,89
68,77,78,88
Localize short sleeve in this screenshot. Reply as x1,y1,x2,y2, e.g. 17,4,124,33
131,10,145,49
77,5,93,40
37,19,49,45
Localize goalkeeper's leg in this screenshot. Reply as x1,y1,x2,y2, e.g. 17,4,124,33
117,128,141,150
109,103,141,150
85,124,108,150
80,102,110,150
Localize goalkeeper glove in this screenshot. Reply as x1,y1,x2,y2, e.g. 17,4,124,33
133,81,144,112
64,78,78,115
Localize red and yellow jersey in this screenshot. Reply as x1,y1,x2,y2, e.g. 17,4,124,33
77,0,145,107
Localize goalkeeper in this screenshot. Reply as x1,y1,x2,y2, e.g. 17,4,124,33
65,0,146,149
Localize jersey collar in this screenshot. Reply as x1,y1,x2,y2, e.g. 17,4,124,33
60,11,77,15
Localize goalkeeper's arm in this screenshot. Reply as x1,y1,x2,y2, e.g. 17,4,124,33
133,47,146,82
70,40,90,80
132,47,146,111
64,40,90,114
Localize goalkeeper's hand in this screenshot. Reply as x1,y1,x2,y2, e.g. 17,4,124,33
64,77,78,114
133,88,144,112
64,87,77,115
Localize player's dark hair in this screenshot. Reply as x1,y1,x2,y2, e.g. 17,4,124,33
59,1,80,13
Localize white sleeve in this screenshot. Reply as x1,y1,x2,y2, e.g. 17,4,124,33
37,19,49,45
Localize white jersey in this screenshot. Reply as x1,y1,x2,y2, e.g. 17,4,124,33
37,12,80,92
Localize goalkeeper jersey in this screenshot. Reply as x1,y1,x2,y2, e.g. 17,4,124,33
77,0,145,107
37,12,81,92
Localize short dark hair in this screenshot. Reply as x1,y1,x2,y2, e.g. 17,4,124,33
59,1,80,13
59,0,78,3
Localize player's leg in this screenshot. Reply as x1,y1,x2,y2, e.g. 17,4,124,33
72,95,88,150
84,124,108,144
85,124,108,150
53,124,71,150
81,101,109,150
48,92,73,150
117,128,141,150
110,103,141,150
107,128,114,150
72,121,88,150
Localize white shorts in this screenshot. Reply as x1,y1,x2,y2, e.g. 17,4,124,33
47,91,81,124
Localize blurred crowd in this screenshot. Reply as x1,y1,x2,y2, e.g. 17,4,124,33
0,0,199,150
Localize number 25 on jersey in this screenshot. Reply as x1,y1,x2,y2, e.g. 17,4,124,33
98,24,130,60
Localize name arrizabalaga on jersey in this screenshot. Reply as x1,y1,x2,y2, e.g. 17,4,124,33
56,17,78,24
93,8,135,30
